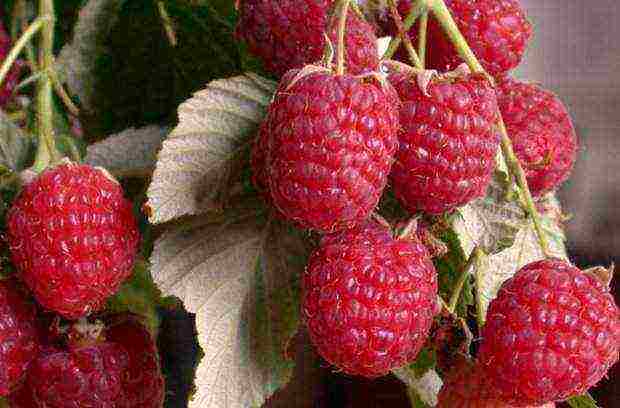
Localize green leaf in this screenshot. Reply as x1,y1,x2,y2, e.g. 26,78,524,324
56,0,127,113
57,0,253,136
0,112,34,172
146,74,276,224
392,366,443,407
85,125,168,177
150,201,310,408
567,393,600,408
106,260,162,335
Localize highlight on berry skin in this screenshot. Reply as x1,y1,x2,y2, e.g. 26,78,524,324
0,0,616,407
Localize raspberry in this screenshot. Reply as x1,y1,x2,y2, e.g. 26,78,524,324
7,163,140,319
104,314,165,408
437,359,555,407
236,0,379,77
388,69,500,215
497,77,577,197
0,280,40,396
0,21,23,106
478,259,620,405
392,0,532,76
263,67,400,232
22,343,129,407
302,219,438,377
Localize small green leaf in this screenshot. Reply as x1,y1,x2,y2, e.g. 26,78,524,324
567,393,600,408
106,260,162,335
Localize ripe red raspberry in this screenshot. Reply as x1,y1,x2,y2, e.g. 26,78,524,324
497,77,577,197
263,68,400,232
22,343,129,407
479,259,620,406
104,314,165,408
236,0,379,77
302,219,438,377
388,69,500,215
392,0,532,76
7,163,140,319
0,21,23,106
437,359,555,407
0,280,40,396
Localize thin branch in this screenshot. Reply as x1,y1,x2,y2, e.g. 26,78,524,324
387,0,423,68
0,16,48,90
336,0,352,75
382,0,427,60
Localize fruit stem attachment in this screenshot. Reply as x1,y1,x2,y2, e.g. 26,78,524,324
335,0,351,75
429,0,551,257
32,0,61,173
382,0,427,60
418,11,429,68
387,0,423,69
448,246,483,314
498,119,551,256
427,0,485,75
0,16,48,91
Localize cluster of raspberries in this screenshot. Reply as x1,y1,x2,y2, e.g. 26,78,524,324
238,1,618,406
1,164,164,406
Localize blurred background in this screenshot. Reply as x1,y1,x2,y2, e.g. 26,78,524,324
265,1,620,406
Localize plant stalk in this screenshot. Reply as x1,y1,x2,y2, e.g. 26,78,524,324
383,0,427,60
448,246,483,314
33,0,60,173
418,11,429,67
387,0,423,69
429,0,550,256
0,16,47,91
428,0,485,74
498,119,551,255
335,0,351,75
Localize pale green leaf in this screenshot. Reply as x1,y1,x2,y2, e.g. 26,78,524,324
146,74,276,224
452,172,525,255
454,189,568,318
392,366,443,407
85,125,168,177
150,205,309,408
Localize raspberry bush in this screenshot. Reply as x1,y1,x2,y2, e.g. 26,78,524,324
0,0,616,407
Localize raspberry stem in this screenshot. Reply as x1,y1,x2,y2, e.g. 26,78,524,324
387,0,423,69
0,16,47,91
417,11,429,67
427,0,485,74
428,0,551,257
382,0,427,60
33,0,61,173
335,0,351,75
448,246,483,314
157,1,177,47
